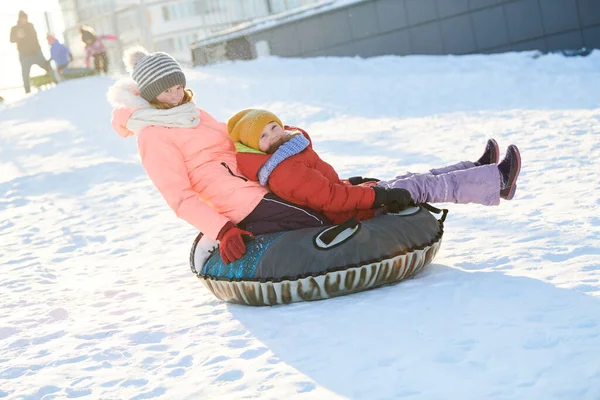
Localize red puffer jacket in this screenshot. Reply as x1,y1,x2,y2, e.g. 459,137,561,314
236,127,377,224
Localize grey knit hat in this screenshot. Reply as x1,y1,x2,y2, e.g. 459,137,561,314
124,47,186,102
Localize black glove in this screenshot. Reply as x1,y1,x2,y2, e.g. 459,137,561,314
371,187,413,212
386,188,413,213
371,186,388,208
349,176,380,185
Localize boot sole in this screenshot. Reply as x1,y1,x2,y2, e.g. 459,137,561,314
501,145,521,200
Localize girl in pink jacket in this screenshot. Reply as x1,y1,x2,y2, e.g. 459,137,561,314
80,26,117,74
108,47,329,263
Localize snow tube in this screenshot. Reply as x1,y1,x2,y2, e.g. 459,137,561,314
189,205,447,306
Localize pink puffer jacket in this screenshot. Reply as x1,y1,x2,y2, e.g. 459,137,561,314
108,79,268,239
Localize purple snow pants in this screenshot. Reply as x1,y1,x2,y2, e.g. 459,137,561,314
378,161,501,206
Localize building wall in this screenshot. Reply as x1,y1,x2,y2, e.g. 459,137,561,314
59,0,326,67
59,0,79,29
192,0,600,64
149,0,323,62
76,0,116,21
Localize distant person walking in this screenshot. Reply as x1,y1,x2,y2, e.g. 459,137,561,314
9,10,55,94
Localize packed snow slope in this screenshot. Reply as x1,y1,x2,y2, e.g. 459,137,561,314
1,52,599,400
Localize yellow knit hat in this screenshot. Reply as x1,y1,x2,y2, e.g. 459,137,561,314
227,109,283,150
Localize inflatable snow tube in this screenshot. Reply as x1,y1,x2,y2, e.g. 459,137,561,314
190,205,447,306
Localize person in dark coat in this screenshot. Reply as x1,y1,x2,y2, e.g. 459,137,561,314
9,10,55,93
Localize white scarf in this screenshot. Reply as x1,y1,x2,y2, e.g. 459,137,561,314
126,102,201,135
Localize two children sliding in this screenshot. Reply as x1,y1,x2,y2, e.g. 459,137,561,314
109,48,521,264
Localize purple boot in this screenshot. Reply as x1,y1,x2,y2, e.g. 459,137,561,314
429,139,500,175
498,145,521,200
475,139,500,166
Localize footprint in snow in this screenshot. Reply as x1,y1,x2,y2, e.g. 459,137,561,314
240,347,268,360
214,369,244,382
203,355,229,366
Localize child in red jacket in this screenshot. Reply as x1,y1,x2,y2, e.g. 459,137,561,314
228,109,521,217
228,109,415,224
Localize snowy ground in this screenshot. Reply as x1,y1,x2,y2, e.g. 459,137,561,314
1,52,599,399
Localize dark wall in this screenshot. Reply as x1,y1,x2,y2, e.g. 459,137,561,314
192,0,600,64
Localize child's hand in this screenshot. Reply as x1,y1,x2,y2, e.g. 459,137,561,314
372,187,414,212
217,223,254,264
385,188,414,213
348,176,380,185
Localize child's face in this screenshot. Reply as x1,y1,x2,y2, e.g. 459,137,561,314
155,84,185,106
259,122,285,153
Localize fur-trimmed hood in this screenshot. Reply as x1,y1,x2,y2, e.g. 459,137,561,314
107,78,152,110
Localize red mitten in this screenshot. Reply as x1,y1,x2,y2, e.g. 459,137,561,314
217,223,254,264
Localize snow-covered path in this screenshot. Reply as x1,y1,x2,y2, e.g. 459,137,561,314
1,53,599,399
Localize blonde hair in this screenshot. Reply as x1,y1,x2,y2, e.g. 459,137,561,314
149,88,195,110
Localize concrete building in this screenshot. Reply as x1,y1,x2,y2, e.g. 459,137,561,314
57,0,326,70
147,0,323,62
191,0,600,65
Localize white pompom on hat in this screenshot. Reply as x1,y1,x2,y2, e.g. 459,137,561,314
123,46,149,73
122,46,186,102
